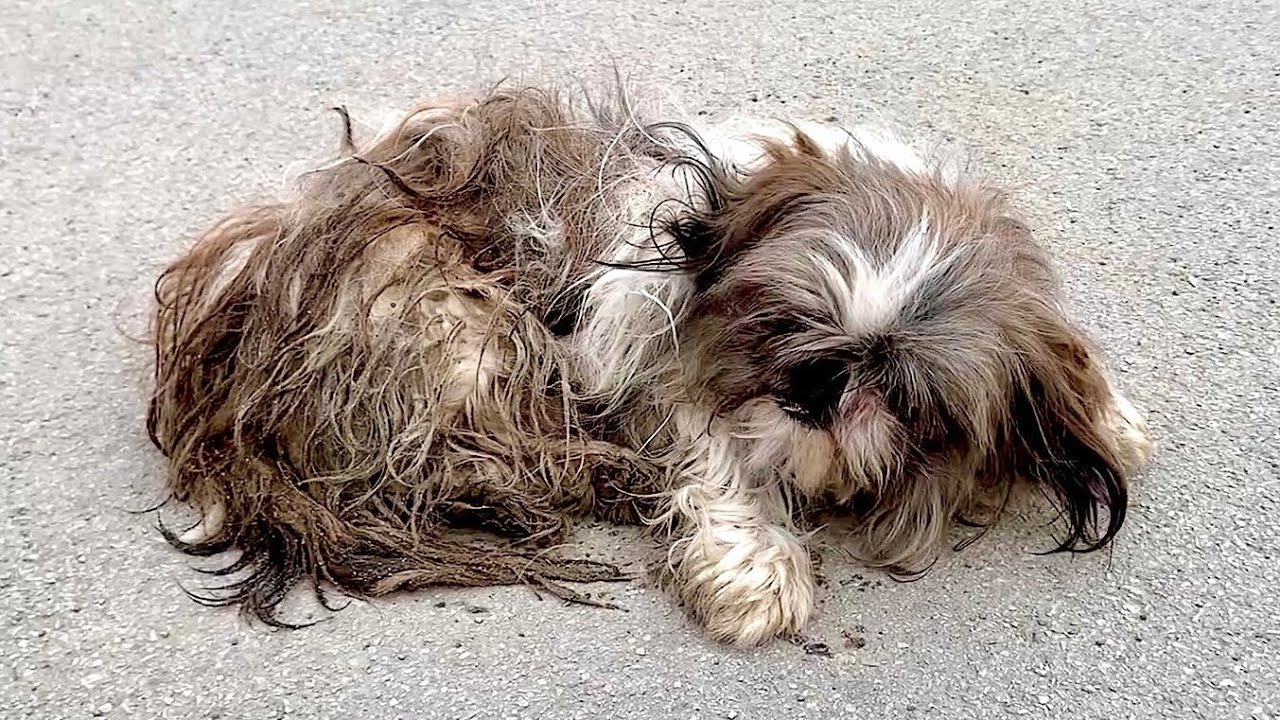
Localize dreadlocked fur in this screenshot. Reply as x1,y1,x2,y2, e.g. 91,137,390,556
148,88,687,621
148,81,1153,645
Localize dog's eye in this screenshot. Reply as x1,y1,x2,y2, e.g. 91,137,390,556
779,358,849,426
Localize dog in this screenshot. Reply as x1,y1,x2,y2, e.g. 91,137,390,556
147,81,1154,646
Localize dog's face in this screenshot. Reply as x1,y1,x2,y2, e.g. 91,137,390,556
669,130,1129,568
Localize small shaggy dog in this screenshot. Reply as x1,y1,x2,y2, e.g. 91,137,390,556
148,81,1153,646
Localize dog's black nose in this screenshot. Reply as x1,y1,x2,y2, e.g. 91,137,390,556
780,358,850,427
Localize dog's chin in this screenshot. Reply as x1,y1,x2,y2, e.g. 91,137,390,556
730,398,901,503
832,406,901,497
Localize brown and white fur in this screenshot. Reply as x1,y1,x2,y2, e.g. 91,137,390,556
147,82,1153,647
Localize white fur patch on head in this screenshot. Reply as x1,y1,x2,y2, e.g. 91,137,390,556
701,117,937,178
843,124,931,175
807,215,955,336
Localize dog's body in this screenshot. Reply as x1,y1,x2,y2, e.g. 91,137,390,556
148,84,1152,646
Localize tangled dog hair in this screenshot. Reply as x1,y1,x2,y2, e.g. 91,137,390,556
147,80,1154,646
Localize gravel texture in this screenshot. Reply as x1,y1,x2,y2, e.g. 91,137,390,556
2,1,1278,718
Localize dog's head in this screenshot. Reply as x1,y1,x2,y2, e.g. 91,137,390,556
665,126,1137,569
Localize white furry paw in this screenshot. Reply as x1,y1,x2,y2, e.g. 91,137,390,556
177,502,225,545
1107,391,1155,476
674,525,816,647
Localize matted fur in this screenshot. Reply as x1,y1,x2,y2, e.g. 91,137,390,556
148,81,1153,644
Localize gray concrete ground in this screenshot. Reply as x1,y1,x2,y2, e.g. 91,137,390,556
3,1,1278,718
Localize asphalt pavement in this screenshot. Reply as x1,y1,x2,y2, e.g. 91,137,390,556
2,1,1278,718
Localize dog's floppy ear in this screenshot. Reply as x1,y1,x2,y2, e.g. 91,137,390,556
662,132,841,287
661,152,738,274
1005,316,1130,553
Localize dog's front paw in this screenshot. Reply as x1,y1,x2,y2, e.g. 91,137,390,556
1107,391,1155,476
674,525,816,647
